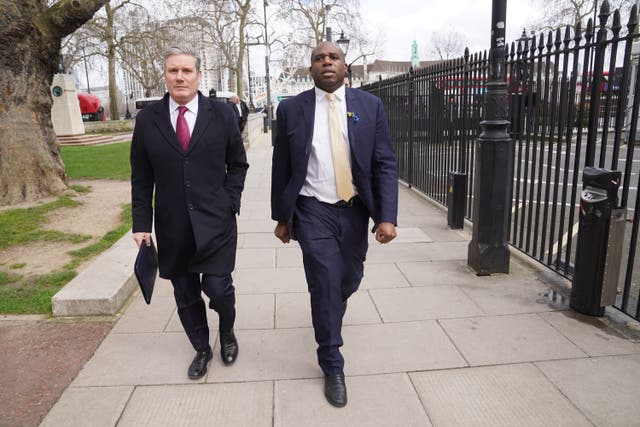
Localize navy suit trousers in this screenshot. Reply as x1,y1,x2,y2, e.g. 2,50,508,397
171,272,236,352
294,196,369,375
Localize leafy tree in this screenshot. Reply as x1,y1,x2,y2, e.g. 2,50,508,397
0,0,107,206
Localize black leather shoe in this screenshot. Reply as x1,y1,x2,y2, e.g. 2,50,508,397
324,373,347,407
220,330,238,365
188,347,213,380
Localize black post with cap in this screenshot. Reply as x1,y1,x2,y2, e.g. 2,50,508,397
467,0,512,275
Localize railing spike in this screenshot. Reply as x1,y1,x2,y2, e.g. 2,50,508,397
612,9,621,33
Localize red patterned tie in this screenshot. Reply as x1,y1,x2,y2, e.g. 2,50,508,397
176,106,190,151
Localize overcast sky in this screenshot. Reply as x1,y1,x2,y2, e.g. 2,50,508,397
246,0,543,74
359,0,542,61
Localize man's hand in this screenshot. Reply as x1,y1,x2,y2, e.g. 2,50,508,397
274,221,291,244
133,232,152,248
375,222,397,244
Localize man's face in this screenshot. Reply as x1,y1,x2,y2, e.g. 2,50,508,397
309,42,347,93
164,54,201,104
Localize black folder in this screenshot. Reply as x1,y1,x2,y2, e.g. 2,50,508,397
134,239,158,304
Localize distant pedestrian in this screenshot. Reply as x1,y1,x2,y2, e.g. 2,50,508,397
228,95,249,132
271,41,398,407
131,46,248,380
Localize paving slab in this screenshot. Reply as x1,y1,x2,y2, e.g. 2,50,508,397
396,260,477,286
540,311,640,357
459,280,566,315
237,219,277,233
342,321,468,375
365,242,434,263
275,374,431,427
275,246,304,267
118,382,273,427
440,313,587,366
419,241,472,261
241,232,298,249
536,354,640,427
206,328,319,382
233,267,307,293
111,296,175,334
72,332,199,386
40,386,133,427
163,293,275,332
410,363,593,427
374,226,433,244
275,290,381,328
360,262,411,288
370,285,484,322
236,247,275,269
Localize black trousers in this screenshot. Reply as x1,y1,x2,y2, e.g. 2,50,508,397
294,196,369,375
170,272,236,352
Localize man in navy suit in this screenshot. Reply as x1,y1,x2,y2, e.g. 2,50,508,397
271,42,398,407
131,46,248,380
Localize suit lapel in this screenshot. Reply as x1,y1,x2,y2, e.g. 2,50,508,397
152,94,184,155
187,93,212,154
301,89,315,157
345,88,363,170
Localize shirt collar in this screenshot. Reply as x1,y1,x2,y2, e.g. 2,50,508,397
315,84,346,103
169,94,199,114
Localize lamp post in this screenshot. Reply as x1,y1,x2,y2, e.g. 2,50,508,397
125,92,132,119
245,32,263,111
263,0,273,129
336,31,351,84
82,47,91,94
467,0,512,275
325,5,332,41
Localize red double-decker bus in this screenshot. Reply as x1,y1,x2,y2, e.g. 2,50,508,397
77,92,105,122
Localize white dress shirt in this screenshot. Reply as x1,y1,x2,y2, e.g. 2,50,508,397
300,85,356,203
169,95,199,137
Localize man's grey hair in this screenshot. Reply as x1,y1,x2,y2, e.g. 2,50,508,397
163,46,201,71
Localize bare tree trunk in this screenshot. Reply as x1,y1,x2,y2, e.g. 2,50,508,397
105,2,120,120
0,0,107,206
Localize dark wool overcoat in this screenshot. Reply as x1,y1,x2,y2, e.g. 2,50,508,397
131,92,248,279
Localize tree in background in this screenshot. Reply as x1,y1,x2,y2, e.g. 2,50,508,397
429,27,467,61
529,0,637,30
275,0,360,46
118,9,169,97
271,0,374,80
77,0,145,120
174,0,255,97
0,0,107,206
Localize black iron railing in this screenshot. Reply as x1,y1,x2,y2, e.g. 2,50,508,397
362,2,640,320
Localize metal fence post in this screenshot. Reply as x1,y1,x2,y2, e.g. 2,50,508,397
468,0,513,274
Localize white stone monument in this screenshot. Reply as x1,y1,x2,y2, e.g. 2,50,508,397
50,73,85,136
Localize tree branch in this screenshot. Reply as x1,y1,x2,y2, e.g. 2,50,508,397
38,0,107,40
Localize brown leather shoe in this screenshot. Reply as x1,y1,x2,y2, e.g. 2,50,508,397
324,373,347,407
188,347,213,379
220,330,238,365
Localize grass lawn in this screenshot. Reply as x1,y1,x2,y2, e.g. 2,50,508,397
0,141,132,314
61,141,131,180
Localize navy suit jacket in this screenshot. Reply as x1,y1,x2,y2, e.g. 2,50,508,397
131,92,248,278
271,87,398,229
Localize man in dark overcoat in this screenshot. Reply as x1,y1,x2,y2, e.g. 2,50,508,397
271,42,398,407
131,46,249,380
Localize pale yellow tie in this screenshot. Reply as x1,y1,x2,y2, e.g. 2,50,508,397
326,93,354,202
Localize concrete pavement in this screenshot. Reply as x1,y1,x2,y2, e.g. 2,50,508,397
42,132,640,426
